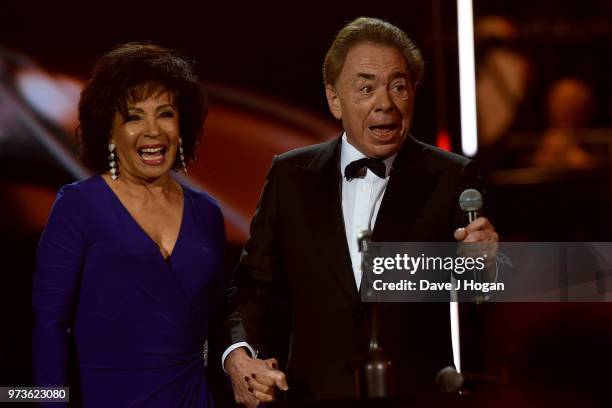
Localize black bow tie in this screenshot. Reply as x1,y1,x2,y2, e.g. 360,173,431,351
345,157,387,180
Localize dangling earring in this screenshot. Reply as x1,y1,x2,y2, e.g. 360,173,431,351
179,138,187,174
108,142,118,180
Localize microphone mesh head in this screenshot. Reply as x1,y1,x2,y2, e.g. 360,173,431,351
459,189,483,212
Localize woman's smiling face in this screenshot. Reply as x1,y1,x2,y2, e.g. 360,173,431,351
110,86,180,182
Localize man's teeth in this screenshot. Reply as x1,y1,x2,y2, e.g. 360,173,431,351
370,125,397,135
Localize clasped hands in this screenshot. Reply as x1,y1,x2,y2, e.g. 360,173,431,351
225,347,288,407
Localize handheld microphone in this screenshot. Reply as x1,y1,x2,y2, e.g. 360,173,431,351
459,189,483,223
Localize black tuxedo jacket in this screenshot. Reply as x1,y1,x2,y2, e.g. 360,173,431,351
223,135,483,401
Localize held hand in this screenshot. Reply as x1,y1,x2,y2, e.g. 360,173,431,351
454,217,499,273
454,217,498,243
247,358,288,403
225,348,288,407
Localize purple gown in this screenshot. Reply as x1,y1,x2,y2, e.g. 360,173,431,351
32,175,225,407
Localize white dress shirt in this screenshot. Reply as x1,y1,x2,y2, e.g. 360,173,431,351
340,133,397,288
222,133,397,370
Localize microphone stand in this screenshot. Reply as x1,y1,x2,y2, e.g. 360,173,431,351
356,230,396,399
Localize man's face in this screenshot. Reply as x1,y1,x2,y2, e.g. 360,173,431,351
326,42,415,159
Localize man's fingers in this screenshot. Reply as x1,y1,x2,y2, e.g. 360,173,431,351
454,227,467,241
264,357,279,370
271,370,289,391
247,377,274,394
465,217,493,233
252,368,288,391
252,389,275,403
249,371,275,387
456,217,499,243
243,397,260,408
233,385,260,408
464,230,499,243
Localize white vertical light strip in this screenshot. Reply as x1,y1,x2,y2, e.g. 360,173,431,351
450,276,461,373
453,0,476,373
457,0,478,157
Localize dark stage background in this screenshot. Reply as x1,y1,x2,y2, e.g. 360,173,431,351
3,0,612,405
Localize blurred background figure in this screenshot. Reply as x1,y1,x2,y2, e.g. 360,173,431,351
475,15,532,149
531,77,597,169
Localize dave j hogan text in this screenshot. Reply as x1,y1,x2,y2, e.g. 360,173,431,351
372,279,504,293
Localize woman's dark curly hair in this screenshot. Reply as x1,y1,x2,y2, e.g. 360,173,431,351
77,42,207,172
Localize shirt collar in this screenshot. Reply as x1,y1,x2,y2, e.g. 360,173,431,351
340,132,397,179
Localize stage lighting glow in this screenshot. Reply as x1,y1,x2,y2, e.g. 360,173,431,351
16,70,80,128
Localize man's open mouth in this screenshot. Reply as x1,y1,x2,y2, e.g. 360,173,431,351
369,124,399,137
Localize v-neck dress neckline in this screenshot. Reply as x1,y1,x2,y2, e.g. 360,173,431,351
97,175,187,262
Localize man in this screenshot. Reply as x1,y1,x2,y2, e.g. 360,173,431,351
222,17,498,406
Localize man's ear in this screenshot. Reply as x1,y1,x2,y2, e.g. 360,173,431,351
325,84,342,120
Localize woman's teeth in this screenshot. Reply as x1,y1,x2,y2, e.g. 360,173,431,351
138,147,165,159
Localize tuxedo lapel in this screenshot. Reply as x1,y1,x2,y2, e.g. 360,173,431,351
298,138,359,302
373,136,441,242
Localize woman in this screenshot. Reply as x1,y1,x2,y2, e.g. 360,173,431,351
32,43,225,407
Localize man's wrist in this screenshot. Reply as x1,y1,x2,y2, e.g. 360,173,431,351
221,342,257,373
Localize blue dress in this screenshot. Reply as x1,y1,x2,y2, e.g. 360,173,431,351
32,175,225,407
